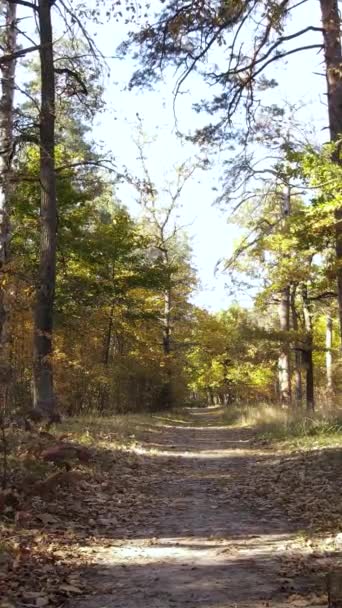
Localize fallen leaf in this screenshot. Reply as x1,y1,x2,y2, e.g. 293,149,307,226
37,513,60,525
98,517,118,526
35,595,50,607
60,584,83,594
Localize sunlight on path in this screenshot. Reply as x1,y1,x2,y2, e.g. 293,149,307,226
72,408,319,608
89,533,294,567
131,445,256,459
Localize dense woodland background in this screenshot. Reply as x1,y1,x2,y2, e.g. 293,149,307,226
0,0,342,425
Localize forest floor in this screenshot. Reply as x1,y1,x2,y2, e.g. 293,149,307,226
1,406,342,608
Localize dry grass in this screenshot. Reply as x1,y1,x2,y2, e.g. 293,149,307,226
55,412,158,447
42,402,342,452
204,402,342,447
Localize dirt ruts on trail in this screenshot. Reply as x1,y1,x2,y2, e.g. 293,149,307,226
70,409,332,608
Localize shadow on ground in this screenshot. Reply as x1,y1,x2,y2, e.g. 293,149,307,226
52,407,341,608
67,547,328,608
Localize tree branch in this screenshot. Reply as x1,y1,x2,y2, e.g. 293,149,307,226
251,44,323,83
308,291,337,301
0,44,40,65
6,0,38,11
54,67,88,95
55,159,116,172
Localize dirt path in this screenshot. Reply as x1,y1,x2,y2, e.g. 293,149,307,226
72,408,322,608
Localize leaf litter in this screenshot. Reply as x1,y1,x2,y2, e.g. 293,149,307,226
1,414,341,608
0,425,175,607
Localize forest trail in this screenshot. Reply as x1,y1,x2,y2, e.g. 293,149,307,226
72,407,322,608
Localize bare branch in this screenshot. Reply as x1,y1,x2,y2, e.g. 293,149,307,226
55,159,116,173
54,67,88,95
0,44,40,65
251,44,323,83
7,0,38,11
58,0,104,64
173,20,228,105
221,215,282,271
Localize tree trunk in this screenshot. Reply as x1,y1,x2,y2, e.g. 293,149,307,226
293,357,303,404
162,286,172,356
304,346,314,412
278,286,291,405
0,1,17,349
161,284,173,408
319,0,342,339
103,302,115,365
301,284,315,411
326,314,334,393
290,285,302,404
207,387,214,405
33,0,58,420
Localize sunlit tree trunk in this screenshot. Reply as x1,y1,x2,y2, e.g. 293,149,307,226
162,284,172,356
290,285,302,405
326,314,334,394
207,388,214,405
301,285,314,411
319,0,342,340
277,185,292,406
0,1,17,349
161,267,173,409
278,286,291,405
33,0,58,420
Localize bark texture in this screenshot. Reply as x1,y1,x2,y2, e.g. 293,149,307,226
104,302,115,365
290,285,302,405
319,0,342,339
33,0,58,419
162,285,172,356
301,285,314,411
326,314,334,393
0,1,17,348
278,286,291,404
161,267,173,409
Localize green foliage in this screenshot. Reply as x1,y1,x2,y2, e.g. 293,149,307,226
186,305,276,404
287,143,342,245
10,141,198,414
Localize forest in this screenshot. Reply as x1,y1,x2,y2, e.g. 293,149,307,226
1,0,342,607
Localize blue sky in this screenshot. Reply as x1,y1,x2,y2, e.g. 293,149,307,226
89,0,328,311
17,0,329,311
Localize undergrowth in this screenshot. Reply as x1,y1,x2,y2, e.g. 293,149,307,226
56,412,156,447
196,403,342,448
152,402,342,448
